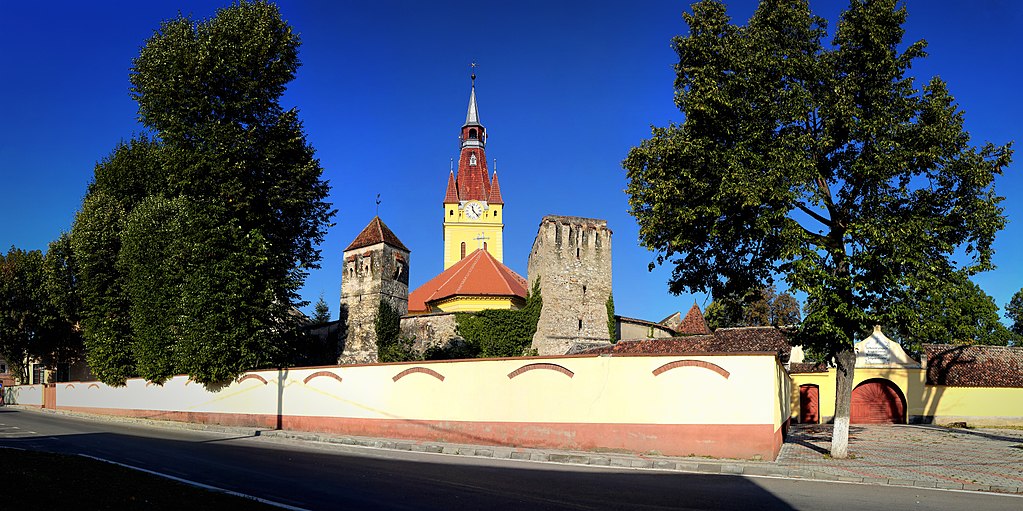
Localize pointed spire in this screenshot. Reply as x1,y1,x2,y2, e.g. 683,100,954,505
345,216,409,252
677,303,712,335
444,170,459,203
464,82,480,126
488,170,504,204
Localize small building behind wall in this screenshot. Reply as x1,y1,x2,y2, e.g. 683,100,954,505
790,327,1023,426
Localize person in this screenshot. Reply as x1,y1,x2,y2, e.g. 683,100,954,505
0,380,5,406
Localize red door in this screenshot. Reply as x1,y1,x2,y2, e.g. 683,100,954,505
799,385,819,424
851,379,904,424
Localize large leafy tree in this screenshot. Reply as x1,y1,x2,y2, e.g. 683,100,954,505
624,0,1011,457
71,1,333,386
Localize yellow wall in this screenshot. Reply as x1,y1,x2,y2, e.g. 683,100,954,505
443,202,503,268
790,368,1023,425
429,295,523,313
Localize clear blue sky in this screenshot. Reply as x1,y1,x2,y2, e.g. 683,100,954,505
1,1,1020,324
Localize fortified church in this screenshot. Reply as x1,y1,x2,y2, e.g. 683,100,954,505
335,74,688,363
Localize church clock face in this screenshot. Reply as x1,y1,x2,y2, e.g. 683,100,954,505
465,201,483,220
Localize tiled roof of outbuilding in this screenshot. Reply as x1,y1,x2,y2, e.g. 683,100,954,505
676,303,712,335
344,216,408,252
789,362,829,373
582,326,791,363
925,344,1023,388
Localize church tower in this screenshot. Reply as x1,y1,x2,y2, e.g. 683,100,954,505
443,72,504,270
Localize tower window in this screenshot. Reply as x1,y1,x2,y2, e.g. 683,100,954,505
461,242,466,259
469,153,477,166
449,209,453,216
483,241,488,251
469,128,478,139
494,210,498,217
578,319,583,330
576,247,580,259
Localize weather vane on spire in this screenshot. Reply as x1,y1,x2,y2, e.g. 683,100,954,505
375,193,381,216
470,61,477,85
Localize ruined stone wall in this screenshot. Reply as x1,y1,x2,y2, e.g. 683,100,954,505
339,242,409,364
399,312,463,355
527,215,613,355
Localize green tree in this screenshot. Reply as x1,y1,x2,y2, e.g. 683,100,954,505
704,285,801,329
624,0,1010,457
70,193,136,385
888,275,1015,350
40,234,85,378
71,1,334,385
606,294,616,343
1007,289,1023,339
0,247,46,382
312,295,331,324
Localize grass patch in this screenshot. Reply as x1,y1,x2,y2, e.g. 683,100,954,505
0,448,278,510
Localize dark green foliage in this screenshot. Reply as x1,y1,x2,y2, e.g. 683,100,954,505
39,234,85,374
68,1,334,386
376,300,414,363
70,193,136,385
0,248,46,381
624,0,1010,455
886,274,1017,350
1007,289,1023,339
455,279,542,358
118,196,188,383
606,294,616,343
312,295,331,324
705,285,801,329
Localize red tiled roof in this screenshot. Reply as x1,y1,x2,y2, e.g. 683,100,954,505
925,344,1023,388
444,170,459,203
344,216,408,252
456,148,491,201
581,326,792,362
488,171,504,204
677,303,712,335
408,249,527,313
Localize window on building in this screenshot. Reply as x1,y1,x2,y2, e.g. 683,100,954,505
578,319,583,330
483,242,488,251
469,128,478,139
461,242,466,259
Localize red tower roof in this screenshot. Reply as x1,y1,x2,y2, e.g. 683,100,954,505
344,216,408,252
443,170,459,203
488,171,504,204
676,303,712,335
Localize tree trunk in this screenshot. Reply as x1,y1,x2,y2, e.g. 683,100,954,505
830,347,857,457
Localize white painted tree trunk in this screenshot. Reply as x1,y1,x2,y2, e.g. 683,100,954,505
830,348,856,458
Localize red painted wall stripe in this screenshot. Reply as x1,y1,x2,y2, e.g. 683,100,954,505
237,374,269,385
652,359,730,379
392,367,446,382
507,363,574,379
303,371,343,384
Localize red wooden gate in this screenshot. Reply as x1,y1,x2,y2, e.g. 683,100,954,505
799,384,819,424
43,383,57,409
851,379,904,424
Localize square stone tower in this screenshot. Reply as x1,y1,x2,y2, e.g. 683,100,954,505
527,215,613,355
339,217,409,364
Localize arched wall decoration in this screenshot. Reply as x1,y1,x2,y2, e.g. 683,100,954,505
303,371,343,385
65,384,75,390
392,367,446,382
507,363,574,379
87,383,99,389
237,374,268,385
651,359,730,379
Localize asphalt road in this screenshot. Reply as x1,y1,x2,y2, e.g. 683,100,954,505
0,408,1018,510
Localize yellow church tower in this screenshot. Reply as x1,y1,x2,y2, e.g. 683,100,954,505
442,72,504,269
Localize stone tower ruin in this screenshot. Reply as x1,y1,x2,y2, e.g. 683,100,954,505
527,215,613,355
339,217,410,364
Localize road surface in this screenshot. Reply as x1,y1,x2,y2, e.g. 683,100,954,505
0,408,1018,510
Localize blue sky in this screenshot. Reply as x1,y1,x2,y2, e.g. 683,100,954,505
1,1,1020,324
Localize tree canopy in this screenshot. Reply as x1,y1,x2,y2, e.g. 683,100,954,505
624,0,1011,456
70,1,334,386
704,285,801,330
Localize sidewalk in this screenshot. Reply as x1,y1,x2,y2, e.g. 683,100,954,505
17,406,1023,495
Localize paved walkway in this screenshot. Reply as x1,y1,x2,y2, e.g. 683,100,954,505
14,407,1023,495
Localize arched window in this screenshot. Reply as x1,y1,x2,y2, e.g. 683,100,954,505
469,128,478,139
461,242,466,259
483,242,488,251
469,153,477,166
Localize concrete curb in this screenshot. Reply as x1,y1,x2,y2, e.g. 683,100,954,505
11,406,1023,495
